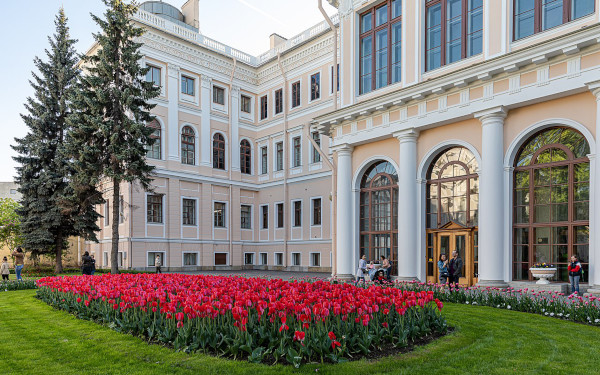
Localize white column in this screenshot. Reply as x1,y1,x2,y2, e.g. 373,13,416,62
335,144,354,278
200,75,212,167
394,129,419,280
230,85,241,172
167,64,180,162
476,106,508,287
587,81,600,289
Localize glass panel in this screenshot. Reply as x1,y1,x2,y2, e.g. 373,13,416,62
575,245,589,263
514,0,535,40
551,203,568,222
574,163,590,182
515,206,529,223
572,0,595,19
392,0,401,18
426,3,442,70
574,202,589,221
534,205,550,223
515,189,529,205
535,227,551,245
446,0,463,64
551,185,568,203
467,0,483,57
541,0,564,31
534,168,551,185
440,235,450,259
554,245,568,263
534,245,551,263
551,148,568,162
391,22,402,83
513,262,529,280
455,234,466,276
514,245,529,262
375,29,388,89
551,166,568,184
574,225,589,244
360,36,373,94
514,227,529,244
361,12,372,33
534,187,550,204
376,4,388,26
515,171,530,188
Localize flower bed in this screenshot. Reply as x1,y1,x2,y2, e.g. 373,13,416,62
396,281,600,325
36,274,446,366
1,279,38,292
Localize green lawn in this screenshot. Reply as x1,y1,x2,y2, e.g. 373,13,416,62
1,290,598,375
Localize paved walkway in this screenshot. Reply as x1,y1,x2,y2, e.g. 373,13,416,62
173,269,332,280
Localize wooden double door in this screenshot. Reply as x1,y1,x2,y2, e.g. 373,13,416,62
426,226,478,286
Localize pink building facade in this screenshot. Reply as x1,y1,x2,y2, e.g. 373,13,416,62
88,0,600,292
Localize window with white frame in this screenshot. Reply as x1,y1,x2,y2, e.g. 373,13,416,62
119,195,124,224
291,81,301,108
147,252,164,267
292,136,301,167
259,252,268,265
311,131,321,163
182,198,196,226
275,252,283,266
181,75,195,96
146,119,161,160
244,253,255,265
214,202,226,228
276,142,284,171
312,198,322,226
331,64,340,93
240,140,251,175
103,252,108,267
181,126,196,165
275,88,283,114
261,205,269,229
261,146,268,175
292,253,301,266
183,252,198,266
310,72,320,101
213,85,225,105
147,195,163,223
260,95,268,120
293,200,302,227
311,253,321,267
241,95,251,113
215,253,227,265
104,199,110,226
241,205,252,229
276,203,284,228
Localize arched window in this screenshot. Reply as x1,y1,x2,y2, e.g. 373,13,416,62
359,161,398,276
181,126,195,165
213,133,225,170
240,139,251,175
146,119,161,160
513,127,590,281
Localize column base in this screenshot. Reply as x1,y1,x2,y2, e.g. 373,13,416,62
476,280,509,288
586,286,600,297
332,273,354,281
394,276,420,282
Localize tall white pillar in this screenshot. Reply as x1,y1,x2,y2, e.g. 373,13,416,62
476,106,508,287
394,129,419,280
586,81,600,290
167,64,180,162
230,85,241,172
200,75,212,167
335,144,354,279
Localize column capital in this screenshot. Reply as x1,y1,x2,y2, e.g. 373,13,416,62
586,80,600,100
331,143,353,156
201,75,212,89
231,85,241,96
167,64,180,78
393,128,419,142
474,106,507,123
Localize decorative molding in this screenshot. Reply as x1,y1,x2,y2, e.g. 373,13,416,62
393,128,420,142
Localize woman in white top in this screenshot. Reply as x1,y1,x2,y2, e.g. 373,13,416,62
355,255,367,284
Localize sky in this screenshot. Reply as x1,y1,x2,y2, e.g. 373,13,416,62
0,0,336,182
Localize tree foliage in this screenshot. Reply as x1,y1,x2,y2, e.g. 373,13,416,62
0,198,24,252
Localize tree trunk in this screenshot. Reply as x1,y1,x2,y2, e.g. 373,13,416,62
111,178,121,274
55,230,64,274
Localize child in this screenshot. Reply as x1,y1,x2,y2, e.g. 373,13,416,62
1,257,9,281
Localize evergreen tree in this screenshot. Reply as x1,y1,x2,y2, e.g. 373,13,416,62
12,9,100,273
67,0,160,274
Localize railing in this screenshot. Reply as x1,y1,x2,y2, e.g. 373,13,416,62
133,9,339,67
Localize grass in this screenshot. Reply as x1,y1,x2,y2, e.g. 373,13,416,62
1,290,599,374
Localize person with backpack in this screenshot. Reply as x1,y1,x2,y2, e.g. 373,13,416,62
568,255,583,295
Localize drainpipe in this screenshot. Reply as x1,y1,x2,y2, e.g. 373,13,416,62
318,0,338,111
305,124,337,277
277,52,289,268
128,183,133,270
228,58,238,268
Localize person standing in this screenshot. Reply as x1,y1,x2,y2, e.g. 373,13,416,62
355,255,367,284
380,255,392,280
1,257,9,281
568,255,582,295
81,251,93,275
155,254,162,274
90,255,96,275
11,248,25,281
437,254,449,285
448,251,463,286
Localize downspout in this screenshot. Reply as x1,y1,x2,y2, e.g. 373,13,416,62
318,0,339,276
305,124,337,276
228,58,237,268
128,183,133,270
277,53,289,268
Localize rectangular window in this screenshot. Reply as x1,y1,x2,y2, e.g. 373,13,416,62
310,72,321,101
214,253,227,265
148,252,164,267
147,195,163,224
312,198,322,226
261,146,268,174
331,64,340,93
182,198,196,226
311,253,321,267
259,253,268,265
276,142,284,171
261,205,269,229
292,253,301,266
425,0,483,71
214,202,226,228
360,0,402,94
276,203,284,228
244,253,255,265
292,136,301,167
146,65,161,86
260,95,268,120
183,253,198,266
293,200,302,227
181,75,195,96
213,86,225,105
119,195,124,224
514,0,593,41
275,253,283,266
275,89,283,114
241,95,251,113
311,131,321,163
291,81,301,108
241,205,252,229
104,200,110,226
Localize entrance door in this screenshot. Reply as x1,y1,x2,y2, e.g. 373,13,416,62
426,230,474,286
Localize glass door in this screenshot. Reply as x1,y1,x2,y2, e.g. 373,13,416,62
430,231,473,285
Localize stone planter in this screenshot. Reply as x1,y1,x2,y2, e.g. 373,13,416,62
529,268,557,284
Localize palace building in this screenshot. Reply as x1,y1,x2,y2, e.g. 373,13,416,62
87,0,600,292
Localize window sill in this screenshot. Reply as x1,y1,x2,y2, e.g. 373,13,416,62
511,14,595,48
422,53,482,78
147,222,164,225
290,166,303,175
309,162,322,171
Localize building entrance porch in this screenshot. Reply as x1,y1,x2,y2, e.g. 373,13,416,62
426,224,478,286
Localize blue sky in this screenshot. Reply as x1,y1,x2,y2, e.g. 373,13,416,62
0,0,336,181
